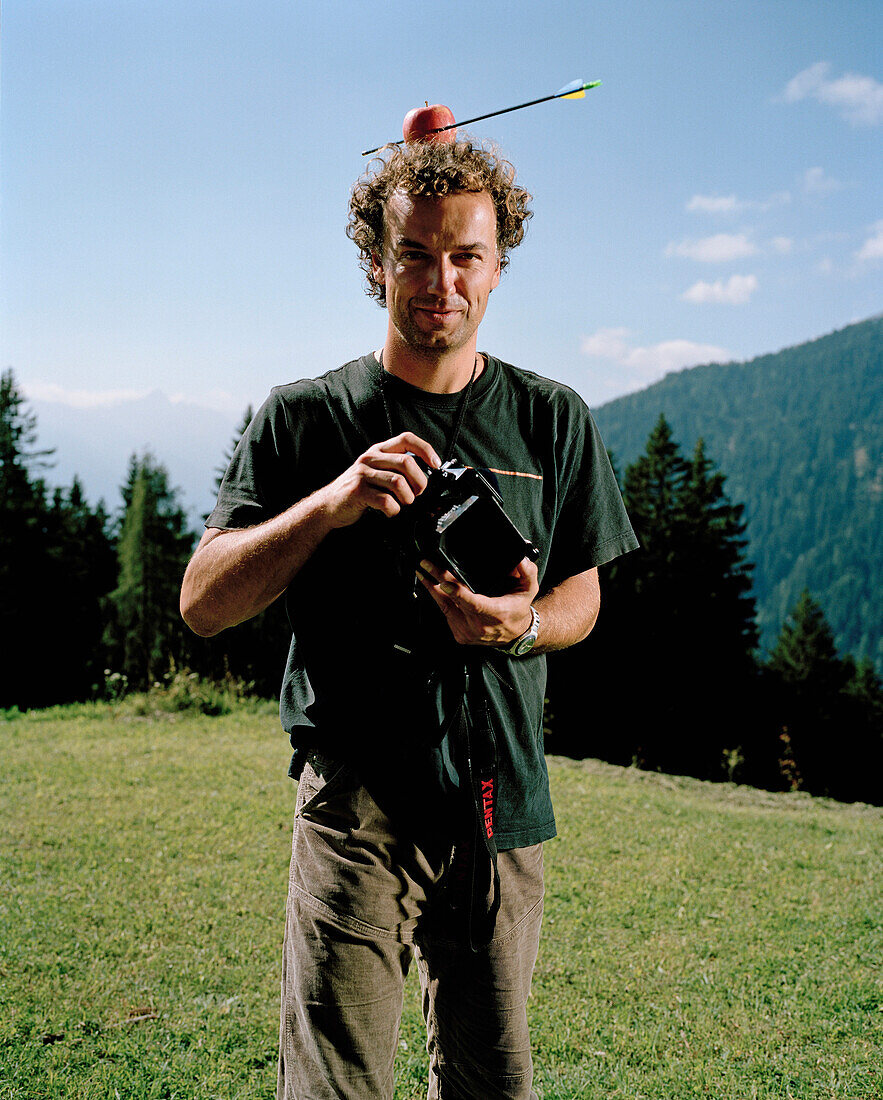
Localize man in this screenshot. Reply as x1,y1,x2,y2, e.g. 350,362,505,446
181,136,637,1099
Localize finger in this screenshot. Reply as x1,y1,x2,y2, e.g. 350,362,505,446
357,468,420,511
417,559,456,584
418,559,472,599
377,432,441,469
508,556,540,594
364,485,405,517
365,453,430,498
511,555,538,579
417,572,458,613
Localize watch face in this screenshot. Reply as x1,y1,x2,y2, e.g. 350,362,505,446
513,634,536,656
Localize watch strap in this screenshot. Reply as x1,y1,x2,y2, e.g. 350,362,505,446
501,606,540,656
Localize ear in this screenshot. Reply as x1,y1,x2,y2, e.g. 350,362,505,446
370,251,386,287
491,252,502,291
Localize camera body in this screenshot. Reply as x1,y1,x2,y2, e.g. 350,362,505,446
410,459,539,597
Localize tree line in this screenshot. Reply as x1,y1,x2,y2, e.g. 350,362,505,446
593,315,883,672
546,415,883,805
2,369,881,804
0,370,290,708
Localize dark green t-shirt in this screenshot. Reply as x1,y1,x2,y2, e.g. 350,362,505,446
207,353,637,848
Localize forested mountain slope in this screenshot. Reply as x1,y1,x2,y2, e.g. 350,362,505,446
593,315,883,668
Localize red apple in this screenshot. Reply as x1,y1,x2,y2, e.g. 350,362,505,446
402,103,456,144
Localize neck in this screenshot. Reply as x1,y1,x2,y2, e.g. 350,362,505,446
377,332,483,394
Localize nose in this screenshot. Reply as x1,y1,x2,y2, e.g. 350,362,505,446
427,255,456,298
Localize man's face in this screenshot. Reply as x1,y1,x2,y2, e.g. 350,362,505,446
371,190,502,356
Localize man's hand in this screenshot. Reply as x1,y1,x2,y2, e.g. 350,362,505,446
181,431,440,637
417,557,540,647
322,432,441,528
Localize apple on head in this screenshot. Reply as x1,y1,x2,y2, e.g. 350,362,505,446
402,102,456,144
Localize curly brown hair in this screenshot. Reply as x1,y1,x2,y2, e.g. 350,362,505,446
347,136,533,306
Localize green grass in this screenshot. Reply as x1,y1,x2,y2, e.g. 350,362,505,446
1,705,881,1098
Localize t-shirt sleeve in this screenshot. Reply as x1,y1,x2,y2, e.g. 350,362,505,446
206,388,301,530
545,395,639,584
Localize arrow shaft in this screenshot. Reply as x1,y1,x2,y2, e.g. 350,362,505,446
361,82,599,156
433,90,573,132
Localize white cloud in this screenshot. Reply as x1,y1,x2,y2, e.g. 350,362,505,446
686,192,791,215
770,237,793,254
682,274,758,305
581,327,633,362
783,62,883,126
803,166,842,195
22,383,151,408
856,220,883,262
686,194,741,215
21,382,244,416
783,61,831,102
581,327,732,391
169,389,245,415
666,233,759,262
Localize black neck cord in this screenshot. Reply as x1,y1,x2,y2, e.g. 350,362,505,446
377,351,479,465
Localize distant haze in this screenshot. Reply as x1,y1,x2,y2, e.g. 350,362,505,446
28,390,238,529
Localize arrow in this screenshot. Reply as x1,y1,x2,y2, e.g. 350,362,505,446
361,79,601,156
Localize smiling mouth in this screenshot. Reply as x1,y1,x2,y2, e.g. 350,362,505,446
414,304,463,324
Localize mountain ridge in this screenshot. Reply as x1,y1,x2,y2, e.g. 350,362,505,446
593,314,883,668
29,389,239,526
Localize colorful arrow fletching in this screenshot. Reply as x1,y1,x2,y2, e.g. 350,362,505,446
555,79,602,99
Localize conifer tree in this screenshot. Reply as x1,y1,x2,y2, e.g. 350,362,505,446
1,371,118,706
765,590,854,797
0,371,55,707
620,418,759,775
768,590,847,699
547,415,760,781
106,454,195,690
45,478,116,702
840,656,883,803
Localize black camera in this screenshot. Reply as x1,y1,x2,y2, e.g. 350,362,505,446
409,459,539,597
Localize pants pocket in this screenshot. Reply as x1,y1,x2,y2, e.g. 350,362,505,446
295,756,353,820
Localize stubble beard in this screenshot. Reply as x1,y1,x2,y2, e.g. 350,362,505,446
392,302,477,363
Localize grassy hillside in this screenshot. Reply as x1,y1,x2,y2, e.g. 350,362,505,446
2,706,881,1098
593,315,883,670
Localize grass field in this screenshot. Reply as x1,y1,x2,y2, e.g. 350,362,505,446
1,703,881,1099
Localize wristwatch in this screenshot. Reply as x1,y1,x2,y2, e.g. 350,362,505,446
500,606,540,657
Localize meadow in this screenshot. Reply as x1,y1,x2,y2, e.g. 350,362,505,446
1,703,880,1099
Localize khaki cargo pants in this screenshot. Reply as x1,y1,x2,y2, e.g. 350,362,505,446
276,750,544,1100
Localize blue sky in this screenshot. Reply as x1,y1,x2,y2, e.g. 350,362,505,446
4,0,881,418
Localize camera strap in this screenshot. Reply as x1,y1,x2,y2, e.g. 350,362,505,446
444,654,501,952
376,351,501,949
377,351,479,464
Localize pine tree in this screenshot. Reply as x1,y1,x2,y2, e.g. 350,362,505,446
765,590,856,798
0,369,54,490
767,590,847,699
680,438,757,655
844,657,883,719
44,478,116,702
106,454,195,690
0,371,55,707
546,416,761,781
673,438,760,776
840,657,883,803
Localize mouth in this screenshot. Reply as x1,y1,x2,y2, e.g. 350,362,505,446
413,303,463,326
